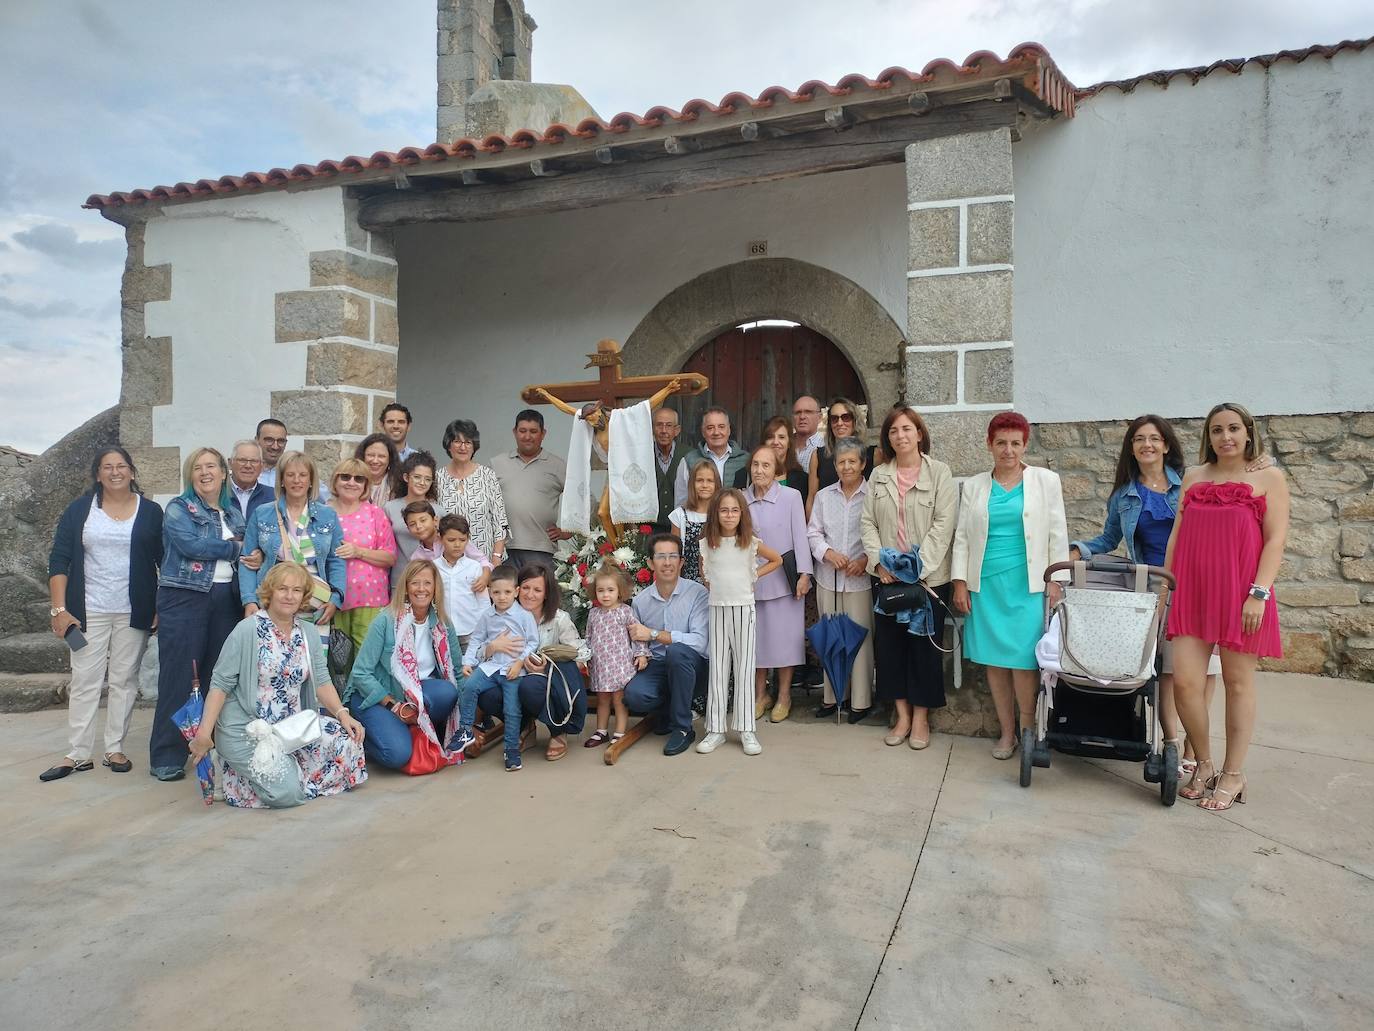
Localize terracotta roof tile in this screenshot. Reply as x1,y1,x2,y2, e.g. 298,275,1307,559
1077,37,1371,99
84,43,1073,211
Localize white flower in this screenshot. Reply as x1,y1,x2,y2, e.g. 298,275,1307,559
612,546,635,565
553,541,577,561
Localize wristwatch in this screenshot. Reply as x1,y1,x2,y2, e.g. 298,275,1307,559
1248,584,1272,601
49,606,66,618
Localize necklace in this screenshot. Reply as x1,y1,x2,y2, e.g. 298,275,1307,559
1139,471,1168,492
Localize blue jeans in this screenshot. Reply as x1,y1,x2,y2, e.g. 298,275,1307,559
354,678,458,770
459,668,522,760
623,643,708,736
150,583,240,772
479,661,587,741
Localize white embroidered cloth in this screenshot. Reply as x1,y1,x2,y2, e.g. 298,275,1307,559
559,411,595,533
608,400,657,523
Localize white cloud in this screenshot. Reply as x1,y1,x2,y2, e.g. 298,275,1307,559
0,0,1366,452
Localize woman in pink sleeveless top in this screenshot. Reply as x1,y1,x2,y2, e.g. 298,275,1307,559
1164,403,1289,812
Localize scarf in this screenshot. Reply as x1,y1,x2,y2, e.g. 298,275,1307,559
608,399,657,523
560,409,595,534
389,607,463,764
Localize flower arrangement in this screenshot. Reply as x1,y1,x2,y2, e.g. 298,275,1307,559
552,523,656,633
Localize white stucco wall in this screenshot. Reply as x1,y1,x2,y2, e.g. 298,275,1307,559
1014,50,1374,423
394,164,906,455
143,187,348,467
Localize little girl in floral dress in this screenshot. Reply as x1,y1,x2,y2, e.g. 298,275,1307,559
583,563,650,747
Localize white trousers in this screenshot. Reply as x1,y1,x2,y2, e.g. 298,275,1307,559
816,586,875,710
66,612,149,762
707,604,756,734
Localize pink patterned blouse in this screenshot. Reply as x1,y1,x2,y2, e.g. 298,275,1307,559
337,502,398,611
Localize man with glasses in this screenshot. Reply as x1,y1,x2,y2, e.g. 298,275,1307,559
625,533,710,755
254,419,289,492
651,405,685,532
792,395,825,469
227,440,273,520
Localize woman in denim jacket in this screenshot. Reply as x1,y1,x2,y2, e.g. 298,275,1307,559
150,447,250,781
1070,414,1236,772
239,451,347,623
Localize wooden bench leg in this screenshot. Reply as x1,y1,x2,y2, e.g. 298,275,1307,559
604,714,657,766
467,719,536,760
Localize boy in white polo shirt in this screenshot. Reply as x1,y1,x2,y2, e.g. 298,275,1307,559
435,514,488,650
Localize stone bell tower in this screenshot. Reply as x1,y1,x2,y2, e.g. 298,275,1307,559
435,0,598,143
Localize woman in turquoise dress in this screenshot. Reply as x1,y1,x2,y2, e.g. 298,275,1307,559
952,412,1069,760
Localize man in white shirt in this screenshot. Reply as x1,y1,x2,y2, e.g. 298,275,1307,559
792,395,826,469
254,419,288,491
380,402,416,462
673,407,748,506
489,409,570,570
228,440,274,521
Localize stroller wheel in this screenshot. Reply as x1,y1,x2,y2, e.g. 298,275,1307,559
1018,727,1035,788
1161,741,1179,807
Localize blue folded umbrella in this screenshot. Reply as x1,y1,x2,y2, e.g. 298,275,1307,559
806,613,869,722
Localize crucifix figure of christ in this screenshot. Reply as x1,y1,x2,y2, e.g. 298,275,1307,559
522,338,708,548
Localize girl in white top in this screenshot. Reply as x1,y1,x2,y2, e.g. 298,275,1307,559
696,488,782,756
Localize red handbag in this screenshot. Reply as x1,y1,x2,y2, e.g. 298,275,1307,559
401,725,448,776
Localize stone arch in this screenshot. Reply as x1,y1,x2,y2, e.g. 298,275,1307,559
622,258,904,410
494,1,517,79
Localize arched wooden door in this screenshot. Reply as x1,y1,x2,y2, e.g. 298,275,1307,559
678,324,865,449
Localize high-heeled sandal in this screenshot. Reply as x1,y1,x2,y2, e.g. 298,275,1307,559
1179,758,1216,800
1200,771,1247,811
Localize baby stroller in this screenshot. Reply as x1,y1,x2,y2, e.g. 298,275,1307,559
1022,556,1179,806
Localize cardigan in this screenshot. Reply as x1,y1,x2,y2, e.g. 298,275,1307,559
345,608,462,711
48,493,163,632
209,615,332,810
860,457,957,587
951,465,1070,593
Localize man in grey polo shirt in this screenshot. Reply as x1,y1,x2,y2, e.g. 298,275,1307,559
490,409,570,570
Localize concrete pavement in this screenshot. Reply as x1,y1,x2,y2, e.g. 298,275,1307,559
1,671,1370,1030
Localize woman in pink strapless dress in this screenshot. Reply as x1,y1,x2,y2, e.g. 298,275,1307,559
1165,404,1290,812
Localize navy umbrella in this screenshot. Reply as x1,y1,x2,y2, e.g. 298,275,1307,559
806,613,870,723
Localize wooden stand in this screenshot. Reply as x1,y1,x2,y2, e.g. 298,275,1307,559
467,714,657,765
602,714,658,766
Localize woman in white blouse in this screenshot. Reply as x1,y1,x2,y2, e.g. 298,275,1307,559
806,437,875,722
436,419,509,562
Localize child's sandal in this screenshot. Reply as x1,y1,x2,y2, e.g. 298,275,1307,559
584,730,610,748
610,731,625,744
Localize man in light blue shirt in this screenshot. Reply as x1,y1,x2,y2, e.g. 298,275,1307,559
626,533,710,756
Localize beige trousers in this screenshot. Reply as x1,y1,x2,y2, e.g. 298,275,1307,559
816,586,874,710
66,612,150,763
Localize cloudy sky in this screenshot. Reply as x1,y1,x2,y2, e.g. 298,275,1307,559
0,0,1366,453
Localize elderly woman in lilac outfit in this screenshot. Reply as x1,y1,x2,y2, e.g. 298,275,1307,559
744,444,813,724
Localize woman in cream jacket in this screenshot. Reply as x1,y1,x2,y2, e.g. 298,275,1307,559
952,412,1069,760
860,406,958,748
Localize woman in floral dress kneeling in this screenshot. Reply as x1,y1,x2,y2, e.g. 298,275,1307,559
191,562,367,809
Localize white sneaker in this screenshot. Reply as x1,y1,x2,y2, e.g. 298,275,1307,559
696,732,726,754
741,732,762,756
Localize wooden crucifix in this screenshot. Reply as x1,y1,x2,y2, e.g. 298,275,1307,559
522,338,708,547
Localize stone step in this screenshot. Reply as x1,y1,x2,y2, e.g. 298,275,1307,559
0,673,70,713
0,632,71,675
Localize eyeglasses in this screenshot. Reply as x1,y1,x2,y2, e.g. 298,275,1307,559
258,436,287,447
451,440,474,449
1131,435,1165,446
652,552,681,561
829,412,855,424
99,464,132,474
231,457,262,466
337,473,368,483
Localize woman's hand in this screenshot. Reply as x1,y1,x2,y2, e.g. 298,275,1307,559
486,629,523,658
1241,596,1265,635
824,548,848,571
795,573,811,599
952,580,971,615
1069,546,1081,562
243,603,260,618
318,603,337,624
876,566,897,585
188,729,214,763
472,570,490,594
50,611,80,641
339,711,365,745
335,542,358,559
1245,455,1274,473
525,651,547,671
1046,581,1064,608
239,549,264,571
844,556,869,578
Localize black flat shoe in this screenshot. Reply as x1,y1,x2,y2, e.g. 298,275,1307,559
814,703,838,719
846,707,873,725
39,760,93,782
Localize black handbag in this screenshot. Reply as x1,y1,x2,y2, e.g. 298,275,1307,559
780,550,801,593
326,628,355,691
873,579,928,617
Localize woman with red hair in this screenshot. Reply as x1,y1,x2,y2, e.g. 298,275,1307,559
952,412,1069,761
